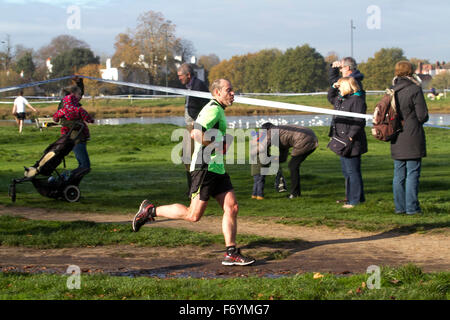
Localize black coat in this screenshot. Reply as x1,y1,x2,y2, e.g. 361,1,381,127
390,77,429,160
328,87,368,157
186,77,210,120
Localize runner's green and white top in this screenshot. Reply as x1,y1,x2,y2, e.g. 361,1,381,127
190,99,227,174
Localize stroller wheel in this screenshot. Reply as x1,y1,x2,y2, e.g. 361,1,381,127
63,185,80,202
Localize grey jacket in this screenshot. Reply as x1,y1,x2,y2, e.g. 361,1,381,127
390,77,429,160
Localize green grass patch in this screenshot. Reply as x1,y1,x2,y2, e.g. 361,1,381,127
0,124,449,234
1,264,448,300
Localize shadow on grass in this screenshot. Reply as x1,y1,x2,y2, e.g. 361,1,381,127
242,222,450,265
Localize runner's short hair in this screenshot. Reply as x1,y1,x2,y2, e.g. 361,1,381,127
209,79,230,95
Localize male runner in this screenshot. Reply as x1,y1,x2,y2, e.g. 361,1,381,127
132,79,255,266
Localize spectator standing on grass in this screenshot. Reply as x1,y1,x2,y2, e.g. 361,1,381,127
250,130,270,200
327,77,367,209
132,79,255,267
12,90,37,133
177,63,210,194
53,85,94,169
329,57,366,204
390,61,429,215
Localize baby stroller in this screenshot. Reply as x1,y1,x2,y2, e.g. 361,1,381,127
9,122,90,203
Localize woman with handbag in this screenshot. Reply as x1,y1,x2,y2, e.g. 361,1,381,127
327,77,368,208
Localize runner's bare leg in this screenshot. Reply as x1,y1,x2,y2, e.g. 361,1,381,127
155,195,208,222
215,190,238,247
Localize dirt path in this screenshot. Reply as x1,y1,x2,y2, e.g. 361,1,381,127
1,206,449,277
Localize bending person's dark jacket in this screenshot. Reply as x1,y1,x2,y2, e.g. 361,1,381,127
390,76,429,160
328,87,368,157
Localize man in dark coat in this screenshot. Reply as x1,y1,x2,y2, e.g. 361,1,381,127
260,123,318,198
390,61,429,215
177,63,210,193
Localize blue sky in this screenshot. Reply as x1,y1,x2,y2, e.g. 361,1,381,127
1,0,449,64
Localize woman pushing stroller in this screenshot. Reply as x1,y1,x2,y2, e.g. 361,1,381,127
53,84,94,169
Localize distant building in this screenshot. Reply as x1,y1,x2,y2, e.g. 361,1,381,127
100,59,120,81
415,61,449,88
416,61,450,77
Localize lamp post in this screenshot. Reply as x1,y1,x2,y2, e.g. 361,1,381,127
164,20,171,95
350,20,356,57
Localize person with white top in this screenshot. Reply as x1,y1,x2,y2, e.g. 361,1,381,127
12,90,37,133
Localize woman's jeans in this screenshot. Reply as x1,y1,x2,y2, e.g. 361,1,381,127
340,155,365,205
73,142,90,169
252,174,266,197
393,159,422,214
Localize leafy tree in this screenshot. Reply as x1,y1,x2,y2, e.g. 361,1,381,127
198,54,220,72
37,35,89,66
0,35,13,71
431,72,450,90
269,44,327,92
14,51,35,80
51,47,100,78
77,64,103,97
208,55,247,92
243,49,282,92
358,48,406,90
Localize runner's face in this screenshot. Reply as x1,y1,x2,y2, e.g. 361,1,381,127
216,80,234,107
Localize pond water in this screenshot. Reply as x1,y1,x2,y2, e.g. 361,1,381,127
95,114,450,129
3,114,449,129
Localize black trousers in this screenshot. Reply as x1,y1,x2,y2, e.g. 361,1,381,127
286,148,316,196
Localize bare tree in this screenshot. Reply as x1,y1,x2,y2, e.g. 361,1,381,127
112,11,196,86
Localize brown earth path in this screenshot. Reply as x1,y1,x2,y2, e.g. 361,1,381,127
0,205,448,278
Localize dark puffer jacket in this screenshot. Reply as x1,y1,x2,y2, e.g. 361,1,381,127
390,77,429,160
265,125,318,162
328,87,368,157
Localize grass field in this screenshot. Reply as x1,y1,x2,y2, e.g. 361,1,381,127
0,123,449,300
1,124,448,233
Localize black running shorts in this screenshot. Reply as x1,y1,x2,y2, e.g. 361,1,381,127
16,112,26,120
190,170,233,201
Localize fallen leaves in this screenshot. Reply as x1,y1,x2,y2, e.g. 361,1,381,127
313,272,324,279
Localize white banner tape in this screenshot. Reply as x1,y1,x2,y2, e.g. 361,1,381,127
0,75,448,129
79,75,372,120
